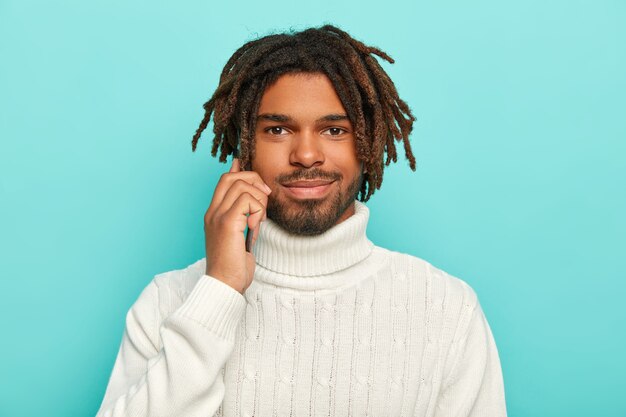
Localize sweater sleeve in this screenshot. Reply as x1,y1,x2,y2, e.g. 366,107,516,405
434,301,507,417
95,274,247,417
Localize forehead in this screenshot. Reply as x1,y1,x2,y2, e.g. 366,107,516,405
257,72,347,117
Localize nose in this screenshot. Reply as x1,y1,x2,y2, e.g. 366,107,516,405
289,130,325,168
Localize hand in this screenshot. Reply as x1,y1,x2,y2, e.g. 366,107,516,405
203,158,272,294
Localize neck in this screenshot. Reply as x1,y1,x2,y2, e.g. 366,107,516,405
252,200,374,279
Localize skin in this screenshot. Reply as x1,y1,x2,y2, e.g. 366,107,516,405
204,71,363,294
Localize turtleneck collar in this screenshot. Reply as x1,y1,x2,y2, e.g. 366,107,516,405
252,200,375,278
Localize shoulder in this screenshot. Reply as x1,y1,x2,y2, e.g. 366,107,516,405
120,257,208,353
377,246,480,336
381,247,477,303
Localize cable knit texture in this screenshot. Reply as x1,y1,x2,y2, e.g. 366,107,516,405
96,201,507,417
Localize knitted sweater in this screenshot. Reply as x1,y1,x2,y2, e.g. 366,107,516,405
96,200,507,417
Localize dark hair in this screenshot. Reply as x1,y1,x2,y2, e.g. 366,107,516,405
191,24,416,202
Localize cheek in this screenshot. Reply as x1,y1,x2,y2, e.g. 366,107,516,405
331,150,360,176
253,143,290,170
251,154,280,186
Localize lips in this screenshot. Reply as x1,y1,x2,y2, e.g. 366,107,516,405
283,180,335,187
281,179,336,199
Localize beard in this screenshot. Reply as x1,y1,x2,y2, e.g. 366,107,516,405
266,168,363,236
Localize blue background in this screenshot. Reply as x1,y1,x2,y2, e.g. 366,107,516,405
1,1,625,416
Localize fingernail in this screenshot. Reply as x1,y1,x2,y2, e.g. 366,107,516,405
263,184,272,193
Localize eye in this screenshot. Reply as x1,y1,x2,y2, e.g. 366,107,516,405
265,126,288,135
322,127,347,136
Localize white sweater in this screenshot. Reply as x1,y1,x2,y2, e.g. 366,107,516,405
96,200,507,417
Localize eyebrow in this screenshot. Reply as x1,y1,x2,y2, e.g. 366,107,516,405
256,113,349,123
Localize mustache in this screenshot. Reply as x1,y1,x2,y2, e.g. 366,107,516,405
277,168,342,184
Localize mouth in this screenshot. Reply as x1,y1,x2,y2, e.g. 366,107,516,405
281,179,336,199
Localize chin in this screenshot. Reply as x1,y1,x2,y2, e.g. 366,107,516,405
267,193,344,236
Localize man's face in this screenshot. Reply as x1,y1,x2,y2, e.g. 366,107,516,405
250,72,363,236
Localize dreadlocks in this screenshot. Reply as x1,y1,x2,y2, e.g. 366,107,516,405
191,24,416,202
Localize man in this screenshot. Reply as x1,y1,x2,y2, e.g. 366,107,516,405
96,24,507,417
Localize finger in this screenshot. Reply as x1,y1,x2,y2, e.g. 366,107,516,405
209,171,271,213
223,192,266,233
230,157,240,173
246,205,265,234
252,221,261,247
218,179,268,217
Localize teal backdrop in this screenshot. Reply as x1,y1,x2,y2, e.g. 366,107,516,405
1,0,624,416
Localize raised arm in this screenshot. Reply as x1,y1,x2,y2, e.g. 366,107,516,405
97,157,271,416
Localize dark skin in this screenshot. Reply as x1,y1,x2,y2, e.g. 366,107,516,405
204,72,363,294
191,24,417,204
